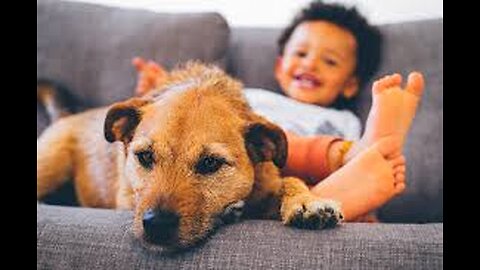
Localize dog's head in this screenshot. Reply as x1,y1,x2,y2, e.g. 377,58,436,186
104,62,287,249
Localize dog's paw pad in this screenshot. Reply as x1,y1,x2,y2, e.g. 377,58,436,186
286,199,343,230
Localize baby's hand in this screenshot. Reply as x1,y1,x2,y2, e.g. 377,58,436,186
132,57,167,96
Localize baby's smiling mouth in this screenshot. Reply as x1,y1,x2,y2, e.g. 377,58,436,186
293,73,322,89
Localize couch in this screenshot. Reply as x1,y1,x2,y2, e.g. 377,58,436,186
37,0,443,269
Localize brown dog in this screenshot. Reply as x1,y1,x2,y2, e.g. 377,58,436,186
37,62,343,249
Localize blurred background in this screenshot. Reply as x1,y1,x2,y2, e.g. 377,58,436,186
65,0,443,27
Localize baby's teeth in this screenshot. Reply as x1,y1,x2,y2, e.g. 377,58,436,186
299,79,314,88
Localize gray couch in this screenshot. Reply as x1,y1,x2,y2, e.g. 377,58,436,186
37,0,443,269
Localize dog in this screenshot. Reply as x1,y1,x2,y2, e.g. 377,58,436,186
37,62,343,249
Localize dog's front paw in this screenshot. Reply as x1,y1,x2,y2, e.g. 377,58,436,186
282,199,343,229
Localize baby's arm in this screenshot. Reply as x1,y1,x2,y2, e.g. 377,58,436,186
283,132,351,184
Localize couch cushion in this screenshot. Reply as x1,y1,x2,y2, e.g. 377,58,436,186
227,28,282,92
37,205,443,269
37,0,230,136
228,19,443,223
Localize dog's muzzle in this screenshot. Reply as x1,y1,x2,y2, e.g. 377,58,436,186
142,208,180,244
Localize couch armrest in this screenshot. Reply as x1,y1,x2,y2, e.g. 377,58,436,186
37,204,443,269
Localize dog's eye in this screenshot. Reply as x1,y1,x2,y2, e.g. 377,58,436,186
195,156,226,175
136,150,155,169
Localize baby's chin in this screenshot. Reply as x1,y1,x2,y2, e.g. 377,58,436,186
285,87,331,106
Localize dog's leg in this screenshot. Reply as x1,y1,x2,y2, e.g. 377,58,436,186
243,162,284,219
37,119,74,200
115,154,134,209
280,177,343,229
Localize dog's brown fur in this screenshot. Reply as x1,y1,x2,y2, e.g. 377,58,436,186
37,62,342,248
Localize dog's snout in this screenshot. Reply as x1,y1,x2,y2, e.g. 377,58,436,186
142,208,180,244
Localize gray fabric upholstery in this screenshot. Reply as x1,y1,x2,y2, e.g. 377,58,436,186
37,204,443,270
227,20,443,223
227,28,282,92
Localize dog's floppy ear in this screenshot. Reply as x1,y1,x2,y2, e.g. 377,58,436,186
104,98,149,144
244,118,288,168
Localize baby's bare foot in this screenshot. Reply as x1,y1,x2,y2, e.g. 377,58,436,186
370,72,424,139
345,72,425,162
390,155,406,194
311,136,406,221
132,57,167,96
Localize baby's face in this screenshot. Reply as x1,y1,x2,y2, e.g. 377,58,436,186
275,21,358,106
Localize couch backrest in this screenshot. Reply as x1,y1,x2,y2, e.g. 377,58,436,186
228,19,443,223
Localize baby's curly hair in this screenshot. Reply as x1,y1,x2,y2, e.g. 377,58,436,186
278,0,383,89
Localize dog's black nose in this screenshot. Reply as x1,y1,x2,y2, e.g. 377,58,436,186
142,208,180,244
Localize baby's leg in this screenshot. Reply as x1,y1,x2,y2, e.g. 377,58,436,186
310,136,406,221
345,72,424,162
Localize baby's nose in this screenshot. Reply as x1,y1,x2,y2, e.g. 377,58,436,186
301,55,319,71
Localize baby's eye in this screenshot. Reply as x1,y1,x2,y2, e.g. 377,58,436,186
295,51,307,58
136,150,155,169
195,155,226,175
324,58,338,66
